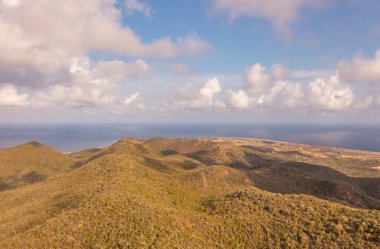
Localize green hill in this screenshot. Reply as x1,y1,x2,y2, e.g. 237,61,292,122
0,138,379,248
0,142,75,190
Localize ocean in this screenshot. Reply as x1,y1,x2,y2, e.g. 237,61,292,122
0,123,379,153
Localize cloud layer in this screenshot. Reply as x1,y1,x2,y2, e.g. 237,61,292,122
0,0,210,86
210,0,323,32
0,57,150,112
0,84,29,107
339,50,380,84
170,78,225,111
0,0,212,113
0,0,379,121
170,63,362,113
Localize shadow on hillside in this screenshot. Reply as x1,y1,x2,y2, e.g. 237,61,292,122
157,144,380,210
161,149,179,156
143,157,172,173
185,150,214,165
177,160,200,170
0,172,47,192
184,149,278,170
240,145,274,154
248,161,380,210
70,151,111,169
0,178,12,191
21,171,47,184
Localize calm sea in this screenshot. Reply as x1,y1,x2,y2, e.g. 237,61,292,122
0,123,379,153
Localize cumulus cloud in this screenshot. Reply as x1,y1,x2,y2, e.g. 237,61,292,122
259,81,304,108
0,0,211,87
0,0,212,114
339,50,380,84
244,63,272,96
227,63,303,109
226,63,354,112
210,0,323,32
33,57,150,109
125,0,151,17
171,77,225,110
38,85,116,108
308,74,354,111
244,63,289,97
226,90,250,109
0,84,28,107
281,83,304,108
167,62,356,113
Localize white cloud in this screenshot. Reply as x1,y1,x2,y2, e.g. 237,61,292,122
244,63,289,97
271,63,291,80
34,57,150,109
0,84,28,107
227,63,355,112
39,85,116,108
339,50,380,84
124,92,140,105
226,90,250,109
125,0,151,17
124,92,146,111
0,0,210,87
171,77,225,110
259,80,304,108
210,0,322,32
244,63,271,96
228,63,303,109
308,74,354,111
1,0,19,8
200,77,222,100
281,83,304,108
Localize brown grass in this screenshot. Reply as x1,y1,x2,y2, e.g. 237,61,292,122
0,137,379,248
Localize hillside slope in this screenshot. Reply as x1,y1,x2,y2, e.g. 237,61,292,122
145,138,380,209
0,138,379,248
0,142,75,190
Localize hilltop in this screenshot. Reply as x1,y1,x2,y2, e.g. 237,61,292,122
0,137,379,248
0,142,75,190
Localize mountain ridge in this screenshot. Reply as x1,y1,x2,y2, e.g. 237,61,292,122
0,137,379,248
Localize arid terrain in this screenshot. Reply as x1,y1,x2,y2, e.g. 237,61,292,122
0,137,379,248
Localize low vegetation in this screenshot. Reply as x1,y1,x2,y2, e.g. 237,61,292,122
0,142,75,190
0,138,379,248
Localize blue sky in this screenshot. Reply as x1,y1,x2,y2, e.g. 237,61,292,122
0,0,380,123
120,0,380,71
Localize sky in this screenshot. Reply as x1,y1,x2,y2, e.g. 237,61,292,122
0,0,380,123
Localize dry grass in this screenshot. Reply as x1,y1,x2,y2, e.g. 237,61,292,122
0,137,379,248
0,142,75,190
